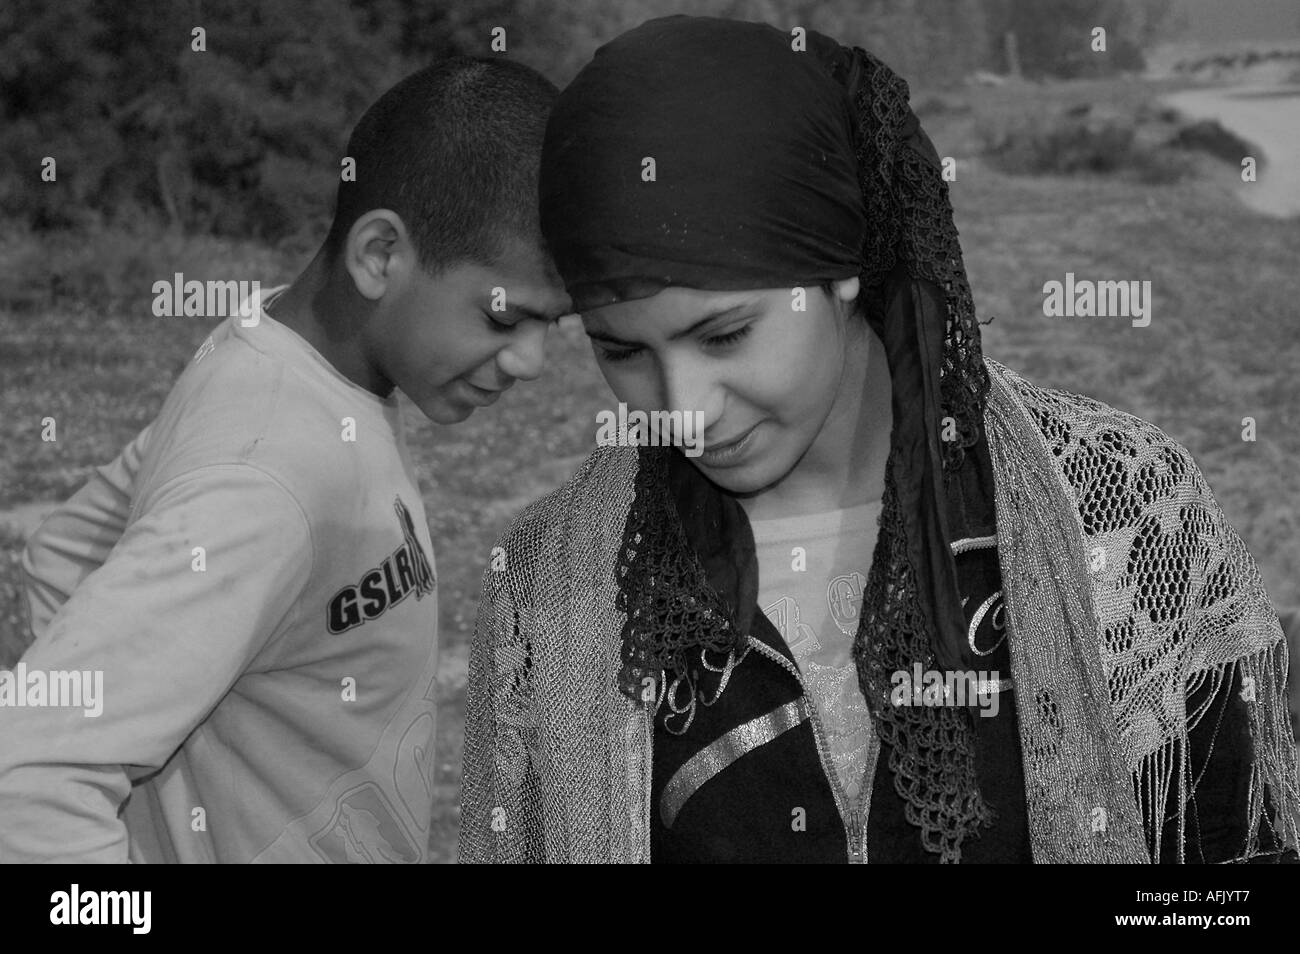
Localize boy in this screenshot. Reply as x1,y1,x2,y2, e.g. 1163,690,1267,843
0,56,571,862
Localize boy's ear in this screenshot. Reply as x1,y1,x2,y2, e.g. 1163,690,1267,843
342,209,412,301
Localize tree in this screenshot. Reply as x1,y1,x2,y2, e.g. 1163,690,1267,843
0,0,120,228
984,0,1177,79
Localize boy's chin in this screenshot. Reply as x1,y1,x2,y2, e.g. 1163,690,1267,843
419,396,476,425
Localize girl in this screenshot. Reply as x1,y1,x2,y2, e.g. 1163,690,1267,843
459,16,1299,863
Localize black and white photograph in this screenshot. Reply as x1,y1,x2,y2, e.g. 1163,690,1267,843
0,0,1297,909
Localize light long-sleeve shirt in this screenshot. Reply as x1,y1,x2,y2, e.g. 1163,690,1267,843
2,293,440,862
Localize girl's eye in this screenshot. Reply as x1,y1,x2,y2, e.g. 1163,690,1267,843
596,323,751,363
705,324,751,348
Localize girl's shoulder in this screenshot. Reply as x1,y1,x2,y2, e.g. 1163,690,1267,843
985,356,1203,491
987,358,1282,654
492,445,640,558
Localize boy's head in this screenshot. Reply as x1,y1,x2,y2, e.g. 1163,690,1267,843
324,57,571,424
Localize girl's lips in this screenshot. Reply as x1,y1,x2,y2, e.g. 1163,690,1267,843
700,422,760,467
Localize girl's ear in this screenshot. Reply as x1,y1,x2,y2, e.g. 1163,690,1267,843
826,276,862,324
832,276,860,303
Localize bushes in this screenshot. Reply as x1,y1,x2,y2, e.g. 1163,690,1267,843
913,93,973,119
979,97,1260,186
980,107,1205,184
1166,119,1258,165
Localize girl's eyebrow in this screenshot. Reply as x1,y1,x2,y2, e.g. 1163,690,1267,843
585,303,751,346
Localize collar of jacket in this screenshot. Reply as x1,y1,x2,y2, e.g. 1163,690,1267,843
661,445,759,643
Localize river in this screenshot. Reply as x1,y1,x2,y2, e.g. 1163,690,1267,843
1162,85,1300,217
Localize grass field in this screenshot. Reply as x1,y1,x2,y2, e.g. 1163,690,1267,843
1,75,1297,862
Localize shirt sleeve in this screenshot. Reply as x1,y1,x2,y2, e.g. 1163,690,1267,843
0,462,314,862
21,423,154,643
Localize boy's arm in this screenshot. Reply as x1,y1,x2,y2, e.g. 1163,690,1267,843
21,423,154,643
0,463,313,862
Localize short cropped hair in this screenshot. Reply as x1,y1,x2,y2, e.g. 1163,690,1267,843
325,57,558,272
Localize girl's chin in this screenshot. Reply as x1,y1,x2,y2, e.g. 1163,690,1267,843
692,456,789,497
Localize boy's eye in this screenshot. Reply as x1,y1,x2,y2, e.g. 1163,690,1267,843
597,344,641,363
483,311,514,332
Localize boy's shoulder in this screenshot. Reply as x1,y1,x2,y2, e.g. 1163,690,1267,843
131,317,399,515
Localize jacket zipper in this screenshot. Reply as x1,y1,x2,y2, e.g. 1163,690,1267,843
746,636,869,863
843,721,877,863
733,536,997,861
845,766,873,864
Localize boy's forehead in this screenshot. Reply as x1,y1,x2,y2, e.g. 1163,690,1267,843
484,236,572,314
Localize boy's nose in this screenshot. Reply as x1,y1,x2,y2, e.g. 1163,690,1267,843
499,322,549,382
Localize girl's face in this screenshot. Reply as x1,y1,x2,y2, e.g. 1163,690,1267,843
581,277,865,495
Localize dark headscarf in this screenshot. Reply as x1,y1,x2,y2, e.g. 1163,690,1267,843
541,15,998,862
540,17,864,307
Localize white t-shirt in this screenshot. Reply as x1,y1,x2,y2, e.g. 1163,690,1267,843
749,502,881,803
5,289,440,862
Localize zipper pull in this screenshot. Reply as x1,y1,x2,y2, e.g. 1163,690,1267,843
847,809,864,863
